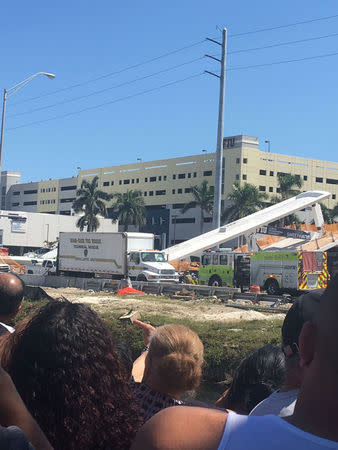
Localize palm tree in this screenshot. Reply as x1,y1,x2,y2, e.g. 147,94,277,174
73,176,112,232
181,180,214,234
111,190,146,231
221,183,268,223
277,173,303,200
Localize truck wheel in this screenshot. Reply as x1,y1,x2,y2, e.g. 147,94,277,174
264,279,280,295
137,274,147,282
208,275,222,287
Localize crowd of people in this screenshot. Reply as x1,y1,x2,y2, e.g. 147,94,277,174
0,271,337,449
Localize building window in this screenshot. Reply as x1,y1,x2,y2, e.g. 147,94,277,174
136,178,139,183
193,172,197,177
243,158,248,164
270,171,274,176
236,175,240,180
150,176,156,182
40,200,44,205
188,173,191,178
145,178,148,182
156,190,166,195
178,188,182,194
269,187,273,192
164,175,167,181
172,189,175,194
316,177,323,183
277,188,281,193
242,174,247,180
259,186,266,192
60,210,71,215
123,179,130,184
178,173,186,179
119,180,122,185
132,179,134,184
149,191,154,196
40,188,44,193
60,198,75,203
111,181,114,185
23,201,37,206
203,170,212,176
173,203,185,209
173,175,176,180
236,158,240,164
184,188,191,193
259,170,266,175
12,202,20,207
103,181,109,186
61,185,77,191
304,175,308,181
144,192,147,196
13,191,20,196
158,176,162,181
172,218,195,224
333,194,336,199
24,189,37,195
326,178,338,185
203,217,212,223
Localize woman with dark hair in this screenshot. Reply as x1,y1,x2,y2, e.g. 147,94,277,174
1,300,142,450
215,344,286,414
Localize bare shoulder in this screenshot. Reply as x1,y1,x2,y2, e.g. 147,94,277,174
131,406,227,450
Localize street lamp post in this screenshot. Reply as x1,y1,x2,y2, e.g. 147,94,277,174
0,72,55,173
265,140,271,153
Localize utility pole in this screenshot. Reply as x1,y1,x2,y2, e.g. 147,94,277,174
205,28,227,230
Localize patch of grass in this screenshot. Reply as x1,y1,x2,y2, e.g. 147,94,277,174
12,299,283,384
101,310,283,383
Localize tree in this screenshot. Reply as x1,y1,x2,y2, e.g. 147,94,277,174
111,190,146,231
221,183,268,223
277,173,303,200
181,180,214,234
320,203,338,224
271,173,303,226
72,176,112,232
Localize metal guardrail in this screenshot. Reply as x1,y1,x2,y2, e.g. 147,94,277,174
131,281,291,304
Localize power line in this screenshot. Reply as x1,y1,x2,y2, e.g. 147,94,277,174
227,31,338,55
7,73,203,131
227,49,338,71
229,13,338,37
10,40,206,106
9,13,338,107
8,56,204,118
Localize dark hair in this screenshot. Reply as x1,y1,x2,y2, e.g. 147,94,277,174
1,301,142,450
0,273,25,316
224,344,286,414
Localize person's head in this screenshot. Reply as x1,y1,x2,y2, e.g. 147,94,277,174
1,300,142,450
0,273,25,320
281,289,323,386
222,344,286,414
143,324,204,397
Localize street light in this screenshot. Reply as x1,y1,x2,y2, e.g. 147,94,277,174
0,72,56,172
265,140,271,153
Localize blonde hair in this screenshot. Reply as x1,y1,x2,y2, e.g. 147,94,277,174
148,324,204,393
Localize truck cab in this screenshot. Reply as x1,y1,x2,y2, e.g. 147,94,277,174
128,250,179,282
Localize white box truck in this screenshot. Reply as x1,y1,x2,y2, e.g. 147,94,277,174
57,232,179,282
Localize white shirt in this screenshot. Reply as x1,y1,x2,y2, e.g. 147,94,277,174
0,322,14,333
249,388,299,417
218,412,338,449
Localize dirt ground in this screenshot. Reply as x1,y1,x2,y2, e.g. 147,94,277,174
43,287,286,323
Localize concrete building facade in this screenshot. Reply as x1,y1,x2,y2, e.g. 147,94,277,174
3,135,338,244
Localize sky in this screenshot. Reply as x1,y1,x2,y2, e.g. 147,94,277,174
1,0,338,183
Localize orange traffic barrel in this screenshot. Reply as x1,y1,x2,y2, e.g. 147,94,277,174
250,285,261,293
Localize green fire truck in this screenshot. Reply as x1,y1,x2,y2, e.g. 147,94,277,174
198,249,328,294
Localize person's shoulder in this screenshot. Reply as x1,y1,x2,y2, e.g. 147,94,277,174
131,406,227,450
